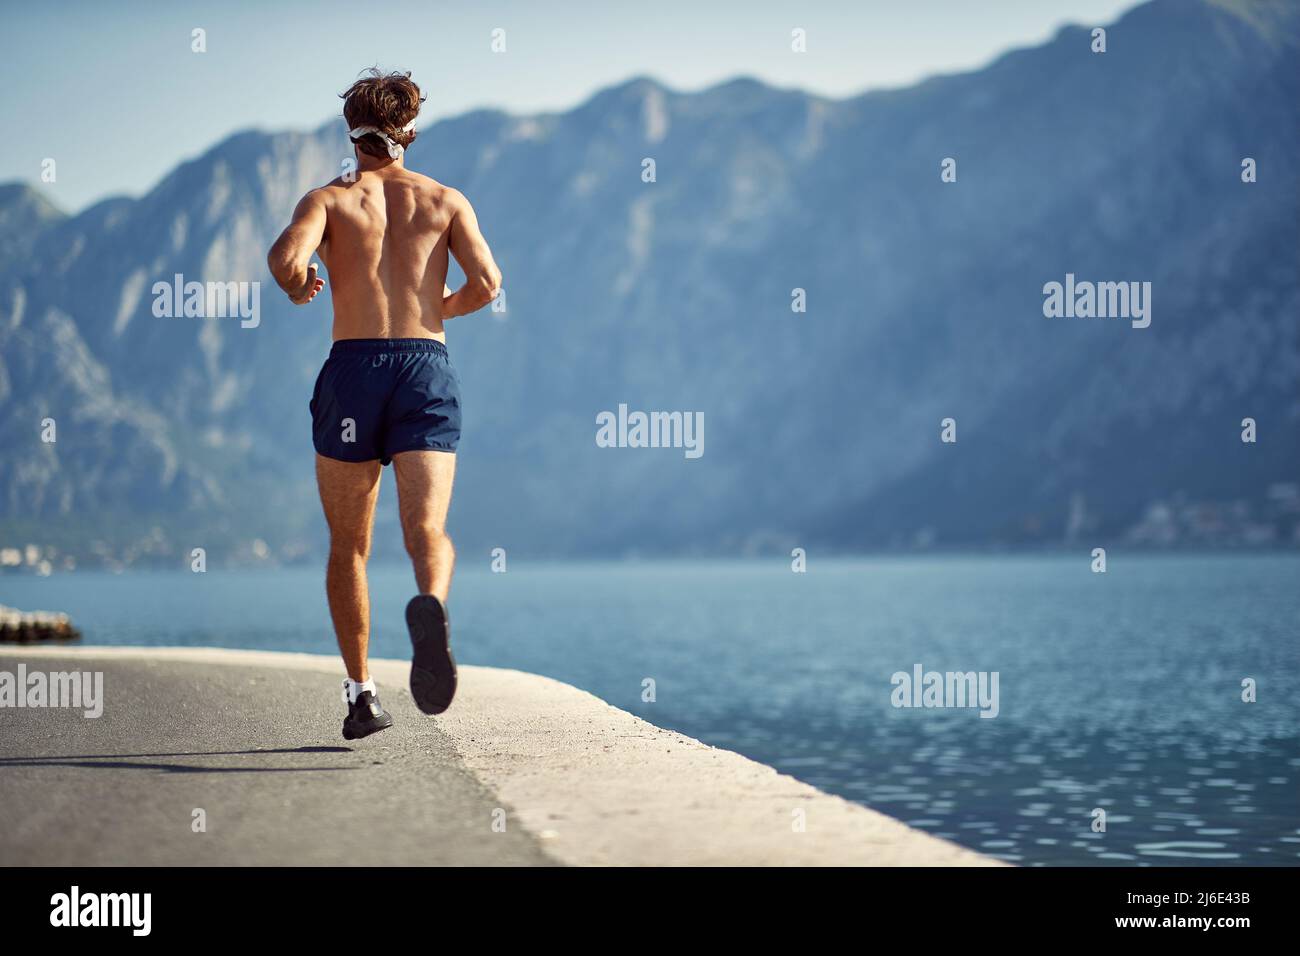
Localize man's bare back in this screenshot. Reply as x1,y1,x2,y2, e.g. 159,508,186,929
270,166,500,341
318,168,455,340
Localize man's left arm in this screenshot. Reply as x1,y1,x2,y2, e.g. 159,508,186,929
268,190,327,304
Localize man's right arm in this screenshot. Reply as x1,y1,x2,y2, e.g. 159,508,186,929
267,190,327,304
442,189,502,318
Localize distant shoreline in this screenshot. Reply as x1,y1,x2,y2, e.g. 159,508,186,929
1,547,1297,577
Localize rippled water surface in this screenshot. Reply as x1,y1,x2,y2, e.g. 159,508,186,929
5,554,1297,866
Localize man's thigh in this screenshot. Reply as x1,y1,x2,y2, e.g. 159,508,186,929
315,454,383,543
391,450,456,531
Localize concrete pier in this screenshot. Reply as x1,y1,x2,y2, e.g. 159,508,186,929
0,645,1001,866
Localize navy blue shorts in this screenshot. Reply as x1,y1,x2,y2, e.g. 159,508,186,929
310,338,461,465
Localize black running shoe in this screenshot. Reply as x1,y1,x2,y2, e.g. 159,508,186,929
342,690,394,740
406,595,457,714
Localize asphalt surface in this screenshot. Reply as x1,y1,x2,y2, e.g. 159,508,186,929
0,653,554,865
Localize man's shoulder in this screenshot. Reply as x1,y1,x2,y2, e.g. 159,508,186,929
314,178,350,197
401,170,458,202
292,183,338,210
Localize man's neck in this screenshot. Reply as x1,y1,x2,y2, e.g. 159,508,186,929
356,152,404,173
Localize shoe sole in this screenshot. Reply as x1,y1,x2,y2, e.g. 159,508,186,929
406,595,457,714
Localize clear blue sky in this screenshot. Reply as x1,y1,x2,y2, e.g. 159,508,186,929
1,0,1142,211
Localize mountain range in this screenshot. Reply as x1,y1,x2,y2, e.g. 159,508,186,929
0,0,1296,568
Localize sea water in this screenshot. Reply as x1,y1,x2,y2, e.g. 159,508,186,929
4,554,1297,866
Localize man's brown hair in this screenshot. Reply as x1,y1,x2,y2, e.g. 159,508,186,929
340,68,425,158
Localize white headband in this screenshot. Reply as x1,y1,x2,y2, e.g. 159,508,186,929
348,119,417,159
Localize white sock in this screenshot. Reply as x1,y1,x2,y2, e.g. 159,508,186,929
342,677,377,703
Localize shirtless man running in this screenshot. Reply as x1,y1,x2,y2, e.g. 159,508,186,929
267,69,502,739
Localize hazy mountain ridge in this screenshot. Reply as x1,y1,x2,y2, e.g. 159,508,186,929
0,0,1296,568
